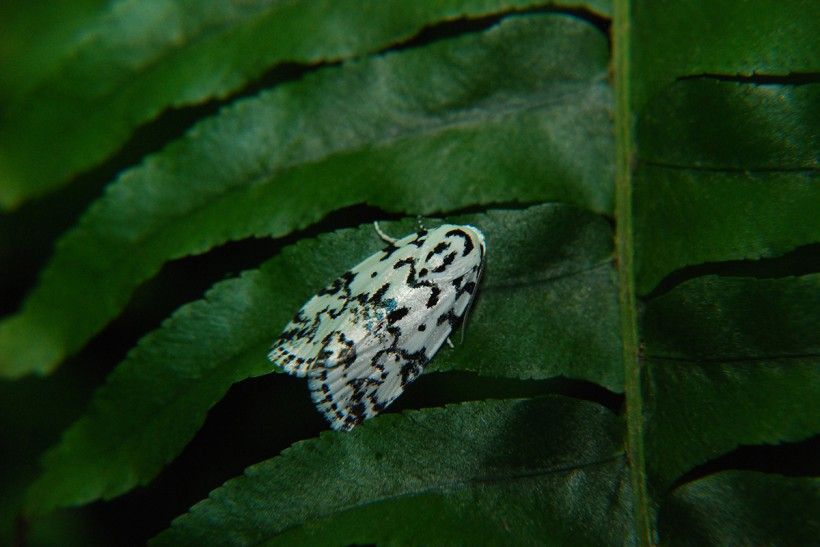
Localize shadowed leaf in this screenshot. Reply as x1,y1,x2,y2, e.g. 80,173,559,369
642,274,820,490
659,471,820,546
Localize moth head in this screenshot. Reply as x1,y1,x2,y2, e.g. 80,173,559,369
416,224,485,280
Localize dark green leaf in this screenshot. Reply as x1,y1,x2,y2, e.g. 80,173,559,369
630,0,820,112
643,274,820,360
634,167,818,294
642,275,820,489
633,80,820,294
24,204,620,514
429,207,620,388
639,80,819,170
619,1,820,542
659,471,820,546
0,0,612,208
150,397,630,546
4,2,818,544
645,358,819,492
0,13,613,378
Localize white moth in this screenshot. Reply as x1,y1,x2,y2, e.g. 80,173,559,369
269,223,486,430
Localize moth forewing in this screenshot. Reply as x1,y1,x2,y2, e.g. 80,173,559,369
270,223,485,430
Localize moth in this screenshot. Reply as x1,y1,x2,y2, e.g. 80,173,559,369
269,223,486,430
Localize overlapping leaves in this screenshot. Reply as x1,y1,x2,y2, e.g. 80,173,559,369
24,204,621,514
152,397,631,546
0,13,613,378
1,1,818,545
629,0,820,541
0,0,613,208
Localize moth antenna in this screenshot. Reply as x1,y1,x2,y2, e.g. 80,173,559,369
373,221,398,244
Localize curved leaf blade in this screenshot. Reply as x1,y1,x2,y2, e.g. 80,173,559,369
617,1,820,541
0,0,613,208
642,275,820,490
659,471,820,545
631,0,820,112
150,397,629,546
639,80,819,170
634,81,820,294
643,274,820,361
0,13,613,379
24,204,621,514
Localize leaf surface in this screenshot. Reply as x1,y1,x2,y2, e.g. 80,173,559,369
633,80,820,293
24,204,621,513
4,3,819,545
0,14,613,378
0,0,612,208
151,397,631,546
618,0,820,542
630,0,820,112
641,275,820,490
659,471,820,546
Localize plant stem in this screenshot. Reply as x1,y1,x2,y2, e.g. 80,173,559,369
613,0,654,544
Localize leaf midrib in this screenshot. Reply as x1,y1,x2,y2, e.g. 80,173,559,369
613,0,653,544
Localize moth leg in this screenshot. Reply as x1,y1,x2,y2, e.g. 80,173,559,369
445,337,454,349
373,221,398,245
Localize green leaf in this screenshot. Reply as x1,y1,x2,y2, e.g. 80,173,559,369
630,0,820,113
0,13,613,378
428,207,620,388
642,274,820,361
642,275,820,490
633,80,820,294
616,0,819,542
659,472,820,546
24,204,621,514
0,0,613,209
150,397,631,546
0,372,98,546
634,167,819,295
4,2,819,544
638,80,819,170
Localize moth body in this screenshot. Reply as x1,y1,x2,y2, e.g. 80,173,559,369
269,224,485,430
